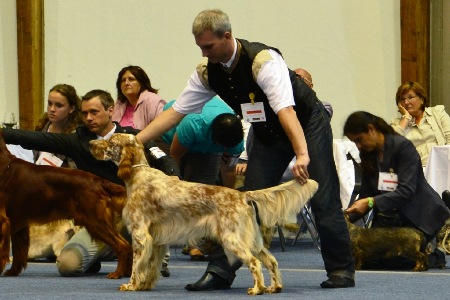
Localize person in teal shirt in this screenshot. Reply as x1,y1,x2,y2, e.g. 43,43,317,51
162,96,244,188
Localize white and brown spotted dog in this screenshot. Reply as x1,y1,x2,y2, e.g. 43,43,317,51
90,133,318,295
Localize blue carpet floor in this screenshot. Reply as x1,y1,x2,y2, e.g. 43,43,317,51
1,237,448,299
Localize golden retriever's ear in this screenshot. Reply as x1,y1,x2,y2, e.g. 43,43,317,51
117,146,134,180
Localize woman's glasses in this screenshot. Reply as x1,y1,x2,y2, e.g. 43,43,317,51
399,95,418,103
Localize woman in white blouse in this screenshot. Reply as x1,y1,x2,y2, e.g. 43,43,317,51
391,81,450,166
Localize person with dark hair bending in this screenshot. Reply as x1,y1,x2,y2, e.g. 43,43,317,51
162,96,244,189
345,111,450,269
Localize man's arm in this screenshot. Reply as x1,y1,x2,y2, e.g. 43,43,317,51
136,107,185,144
277,107,309,183
255,50,309,183
220,152,241,188
220,161,237,189
169,133,189,167
2,128,74,156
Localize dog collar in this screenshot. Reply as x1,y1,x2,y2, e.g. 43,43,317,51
131,164,149,168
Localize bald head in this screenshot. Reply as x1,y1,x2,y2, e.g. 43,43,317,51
294,68,313,89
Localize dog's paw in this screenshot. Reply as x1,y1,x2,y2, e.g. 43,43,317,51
247,285,266,295
3,268,20,277
266,284,282,293
107,271,122,279
119,283,135,291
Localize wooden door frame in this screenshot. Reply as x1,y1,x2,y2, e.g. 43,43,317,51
400,0,430,96
16,0,44,130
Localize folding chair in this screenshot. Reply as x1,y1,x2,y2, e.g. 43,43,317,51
293,202,321,250
277,202,320,251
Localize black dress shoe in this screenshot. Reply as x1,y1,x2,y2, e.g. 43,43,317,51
428,248,446,269
85,261,101,274
320,275,355,288
185,272,231,291
160,262,170,277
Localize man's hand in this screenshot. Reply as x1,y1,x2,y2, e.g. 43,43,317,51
292,153,310,184
235,162,247,175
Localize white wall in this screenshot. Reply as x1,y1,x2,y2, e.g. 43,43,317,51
1,0,401,136
0,0,20,117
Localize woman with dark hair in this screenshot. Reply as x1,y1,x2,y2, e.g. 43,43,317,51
391,81,450,166
112,65,166,129
345,111,450,269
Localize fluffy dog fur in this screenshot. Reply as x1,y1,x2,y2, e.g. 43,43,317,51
0,131,132,278
28,220,79,260
90,133,318,295
344,214,428,271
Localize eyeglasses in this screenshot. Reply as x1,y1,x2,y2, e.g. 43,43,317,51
399,95,418,103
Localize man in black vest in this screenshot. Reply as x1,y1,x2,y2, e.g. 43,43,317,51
137,9,355,289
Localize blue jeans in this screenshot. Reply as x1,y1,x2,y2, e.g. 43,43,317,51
205,102,355,282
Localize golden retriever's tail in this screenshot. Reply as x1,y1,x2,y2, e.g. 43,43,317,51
244,179,318,227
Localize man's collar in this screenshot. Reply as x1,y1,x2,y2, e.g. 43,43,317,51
97,123,117,140
221,38,238,69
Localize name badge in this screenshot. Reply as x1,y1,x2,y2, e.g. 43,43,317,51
35,152,63,167
241,102,266,122
378,171,398,191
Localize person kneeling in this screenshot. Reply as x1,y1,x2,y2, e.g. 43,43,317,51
344,111,450,269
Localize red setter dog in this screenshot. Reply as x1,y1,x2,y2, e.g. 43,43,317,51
90,133,318,295
0,131,132,278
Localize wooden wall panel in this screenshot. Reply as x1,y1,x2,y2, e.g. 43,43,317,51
16,0,44,130
400,0,430,93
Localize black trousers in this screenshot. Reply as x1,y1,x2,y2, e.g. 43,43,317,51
203,103,354,283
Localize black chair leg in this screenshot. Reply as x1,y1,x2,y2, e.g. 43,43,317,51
277,225,286,252
292,204,321,250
